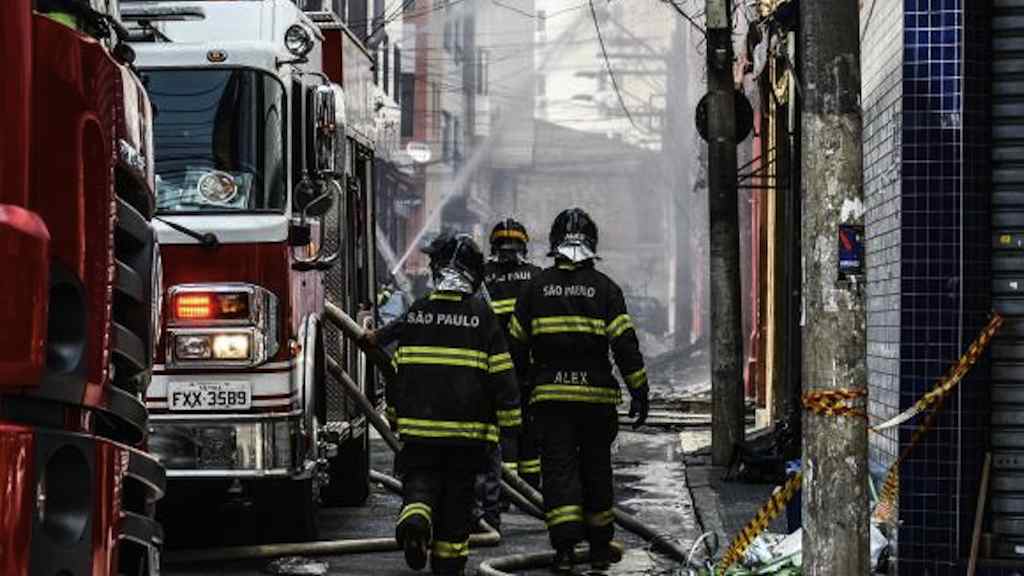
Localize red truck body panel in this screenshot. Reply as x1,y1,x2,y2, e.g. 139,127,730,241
0,424,33,576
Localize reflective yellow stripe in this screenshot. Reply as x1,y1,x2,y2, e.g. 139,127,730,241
432,539,470,558
557,263,577,270
496,408,522,428
397,418,500,442
493,229,528,242
509,316,528,341
489,352,513,374
502,461,519,473
491,298,516,314
490,360,514,373
546,505,584,527
586,509,614,527
532,316,605,336
396,346,489,371
606,314,635,339
624,368,647,389
530,384,622,405
398,346,488,360
519,459,542,474
429,292,463,301
398,502,433,525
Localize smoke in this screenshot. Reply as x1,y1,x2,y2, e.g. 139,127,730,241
379,0,716,390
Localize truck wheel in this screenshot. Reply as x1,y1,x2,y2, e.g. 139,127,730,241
320,424,370,507
255,478,319,542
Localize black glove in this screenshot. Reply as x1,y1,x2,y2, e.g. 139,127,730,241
628,387,649,430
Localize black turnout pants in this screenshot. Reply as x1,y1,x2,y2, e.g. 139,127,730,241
534,402,618,551
473,443,503,529
397,443,486,575
518,406,542,489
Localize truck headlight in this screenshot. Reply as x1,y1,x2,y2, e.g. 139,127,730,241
175,335,212,360
173,333,252,361
165,283,277,368
211,334,250,360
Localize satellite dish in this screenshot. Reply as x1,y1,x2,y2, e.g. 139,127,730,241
406,141,432,164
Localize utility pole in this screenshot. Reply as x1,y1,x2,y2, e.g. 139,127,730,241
705,0,744,466
800,1,869,573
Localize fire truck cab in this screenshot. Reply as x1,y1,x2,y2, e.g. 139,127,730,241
120,0,379,540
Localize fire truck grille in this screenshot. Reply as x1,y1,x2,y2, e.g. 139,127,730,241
322,198,351,425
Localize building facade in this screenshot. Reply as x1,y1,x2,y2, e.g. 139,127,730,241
861,0,994,572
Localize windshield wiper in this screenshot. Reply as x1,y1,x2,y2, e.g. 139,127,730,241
154,216,219,248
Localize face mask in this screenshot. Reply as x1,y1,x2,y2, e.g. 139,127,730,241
555,241,596,263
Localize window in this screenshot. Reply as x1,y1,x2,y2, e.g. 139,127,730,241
394,46,402,102
441,111,452,163
144,68,288,213
454,17,464,61
382,36,390,94
400,73,415,138
349,0,368,41
452,116,461,164
431,83,441,133
476,49,488,95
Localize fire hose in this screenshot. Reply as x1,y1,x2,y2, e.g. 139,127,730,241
163,468,500,564
324,303,692,566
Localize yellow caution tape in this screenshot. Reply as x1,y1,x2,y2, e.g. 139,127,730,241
716,471,803,572
869,314,1003,432
802,387,867,419
716,315,1003,569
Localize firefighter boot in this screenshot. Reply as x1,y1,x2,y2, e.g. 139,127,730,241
588,542,612,572
397,517,430,571
551,547,576,574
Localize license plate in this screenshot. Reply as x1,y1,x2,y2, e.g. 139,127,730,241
167,381,252,411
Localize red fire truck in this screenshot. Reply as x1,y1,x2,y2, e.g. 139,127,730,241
120,0,380,541
0,1,165,575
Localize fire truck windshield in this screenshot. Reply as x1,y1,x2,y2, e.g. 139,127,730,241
144,68,287,214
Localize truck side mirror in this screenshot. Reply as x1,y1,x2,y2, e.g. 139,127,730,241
294,177,334,218
312,85,339,176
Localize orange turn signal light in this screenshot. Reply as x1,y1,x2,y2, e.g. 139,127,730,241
172,291,252,322
175,294,212,319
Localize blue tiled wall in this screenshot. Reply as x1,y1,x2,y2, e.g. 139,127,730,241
864,0,992,573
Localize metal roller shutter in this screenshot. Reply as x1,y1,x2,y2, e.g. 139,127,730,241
991,0,1024,558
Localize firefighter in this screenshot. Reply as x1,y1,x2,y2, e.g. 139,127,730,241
508,208,649,573
474,219,544,532
367,233,521,576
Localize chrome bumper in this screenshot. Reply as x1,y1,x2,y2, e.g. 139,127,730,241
148,410,310,479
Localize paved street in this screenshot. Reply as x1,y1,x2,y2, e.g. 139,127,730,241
161,428,698,576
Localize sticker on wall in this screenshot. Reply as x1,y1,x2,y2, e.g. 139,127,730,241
838,224,864,281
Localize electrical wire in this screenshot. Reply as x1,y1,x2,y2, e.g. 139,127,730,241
588,0,638,131
660,0,707,38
